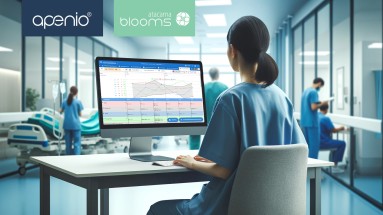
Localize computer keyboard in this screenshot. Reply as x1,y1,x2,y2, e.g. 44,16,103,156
152,160,175,167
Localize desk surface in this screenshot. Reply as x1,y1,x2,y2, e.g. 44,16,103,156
31,151,333,178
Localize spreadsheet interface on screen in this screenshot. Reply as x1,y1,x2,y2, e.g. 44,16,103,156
98,60,205,125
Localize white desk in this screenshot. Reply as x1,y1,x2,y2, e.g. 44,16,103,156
31,152,333,215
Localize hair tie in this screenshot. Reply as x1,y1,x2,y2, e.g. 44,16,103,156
258,51,266,61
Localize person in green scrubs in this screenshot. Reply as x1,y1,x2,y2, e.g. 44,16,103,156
189,67,228,149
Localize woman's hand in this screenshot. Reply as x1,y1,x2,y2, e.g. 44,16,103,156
194,155,213,163
173,155,212,168
173,155,196,169
174,154,231,180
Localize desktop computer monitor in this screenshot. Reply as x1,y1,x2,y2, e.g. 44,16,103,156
95,57,207,161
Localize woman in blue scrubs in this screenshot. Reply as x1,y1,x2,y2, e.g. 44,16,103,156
60,86,83,155
147,16,306,215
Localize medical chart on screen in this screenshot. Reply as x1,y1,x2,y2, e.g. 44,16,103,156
99,62,205,125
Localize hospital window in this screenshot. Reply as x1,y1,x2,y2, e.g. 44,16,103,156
22,36,118,111
293,26,303,111
287,0,383,208
352,0,382,204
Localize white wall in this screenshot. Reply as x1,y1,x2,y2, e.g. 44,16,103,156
0,14,21,72
353,41,382,174
138,47,167,59
332,17,351,116
0,70,21,112
0,14,21,112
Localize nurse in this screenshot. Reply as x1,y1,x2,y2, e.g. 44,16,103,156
147,16,306,215
60,86,84,155
300,78,328,158
318,104,346,172
189,67,228,150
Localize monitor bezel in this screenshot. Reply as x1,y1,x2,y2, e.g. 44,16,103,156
95,56,208,130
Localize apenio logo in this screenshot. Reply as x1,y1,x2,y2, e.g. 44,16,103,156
22,0,103,36
32,12,92,29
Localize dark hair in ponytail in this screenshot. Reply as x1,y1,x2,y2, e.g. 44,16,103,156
67,86,78,105
227,16,278,87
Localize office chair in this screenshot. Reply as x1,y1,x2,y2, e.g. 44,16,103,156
228,144,308,215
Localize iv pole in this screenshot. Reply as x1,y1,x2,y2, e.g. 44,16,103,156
58,82,66,155
49,80,64,155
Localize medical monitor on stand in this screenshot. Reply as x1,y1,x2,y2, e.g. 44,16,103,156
95,57,207,162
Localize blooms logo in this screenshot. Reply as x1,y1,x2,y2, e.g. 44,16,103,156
176,12,190,26
115,0,195,36
22,0,103,36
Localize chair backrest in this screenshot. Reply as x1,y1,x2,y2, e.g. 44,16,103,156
228,144,308,215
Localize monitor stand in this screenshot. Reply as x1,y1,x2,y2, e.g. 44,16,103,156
129,137,174,162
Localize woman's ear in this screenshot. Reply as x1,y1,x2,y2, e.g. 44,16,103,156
228,44,239,71
228,44,237,58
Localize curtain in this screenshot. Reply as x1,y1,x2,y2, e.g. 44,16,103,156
375,70,382,120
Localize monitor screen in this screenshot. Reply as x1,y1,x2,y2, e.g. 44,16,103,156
95,57,207,138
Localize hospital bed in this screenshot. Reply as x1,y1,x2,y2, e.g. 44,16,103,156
7,110,64,175
7,108,124,175
7,108,188,175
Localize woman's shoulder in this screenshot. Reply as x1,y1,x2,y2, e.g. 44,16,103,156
215,83,252,107
217,84,241,100
73,99,83,105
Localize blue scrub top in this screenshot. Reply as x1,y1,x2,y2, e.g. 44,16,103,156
318,112,335,142
204,81,228,123
179,82,306,215
61,98,83,130
300,88,319,127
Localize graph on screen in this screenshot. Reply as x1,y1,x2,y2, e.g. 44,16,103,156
98,60,205,125
132,80,193,98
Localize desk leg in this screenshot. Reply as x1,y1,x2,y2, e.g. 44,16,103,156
310,167,321,215
101,189,109,215
40,166,50,215
87,182,98,215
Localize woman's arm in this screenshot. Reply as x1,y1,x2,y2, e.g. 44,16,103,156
332,126,345,133
173,155,231,180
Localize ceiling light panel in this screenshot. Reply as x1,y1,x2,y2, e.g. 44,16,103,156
206,33,227,38
47,57,64,62
196,0,232,6
299,51,330,56
203,14,227,26
0,46,13,52
174,37,194,44
368,43,382,49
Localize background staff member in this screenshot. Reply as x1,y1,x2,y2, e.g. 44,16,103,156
189,67,228,150
300,78,328,158
319,104,346,173
60,86,83,155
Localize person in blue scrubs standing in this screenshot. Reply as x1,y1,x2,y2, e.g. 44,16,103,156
189,67,228,149
60,86,83,155
318,104,346,172
300,78,328,159
147,16,306,215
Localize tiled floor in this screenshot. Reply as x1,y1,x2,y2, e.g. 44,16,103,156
0,167,382,215
0,138,382,215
